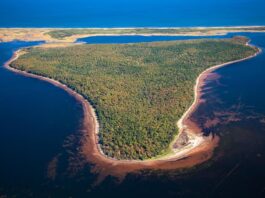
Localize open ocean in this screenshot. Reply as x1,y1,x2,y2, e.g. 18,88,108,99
0,0,265,27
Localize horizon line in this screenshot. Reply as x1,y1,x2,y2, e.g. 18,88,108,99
1,25,265,29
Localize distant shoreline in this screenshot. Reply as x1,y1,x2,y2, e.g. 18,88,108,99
1,26,265,43
3,38,261,183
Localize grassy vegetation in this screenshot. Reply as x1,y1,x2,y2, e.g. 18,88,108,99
11,37,258,160
46,27,265,39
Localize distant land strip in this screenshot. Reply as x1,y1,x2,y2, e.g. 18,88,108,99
1,26,265,44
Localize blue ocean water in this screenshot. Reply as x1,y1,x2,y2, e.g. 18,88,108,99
0,0,265,27
0,41,83,195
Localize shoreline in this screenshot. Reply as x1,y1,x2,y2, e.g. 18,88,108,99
173,41,262,152
177,41,262,134
3,40,261,183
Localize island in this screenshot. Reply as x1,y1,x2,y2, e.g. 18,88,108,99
9,36,259,161
2,28,261,182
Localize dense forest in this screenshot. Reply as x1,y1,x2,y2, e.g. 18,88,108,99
46,27,265,39
11,37,258,160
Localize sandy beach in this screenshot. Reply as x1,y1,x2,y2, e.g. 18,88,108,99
3,40,261,184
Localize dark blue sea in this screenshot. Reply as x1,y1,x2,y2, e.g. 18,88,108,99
0,0,265,27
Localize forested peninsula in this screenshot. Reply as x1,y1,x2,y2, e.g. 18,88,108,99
11,37,258,160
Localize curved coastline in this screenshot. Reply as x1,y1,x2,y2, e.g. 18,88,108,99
177,42,262,137
3,41,261,183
